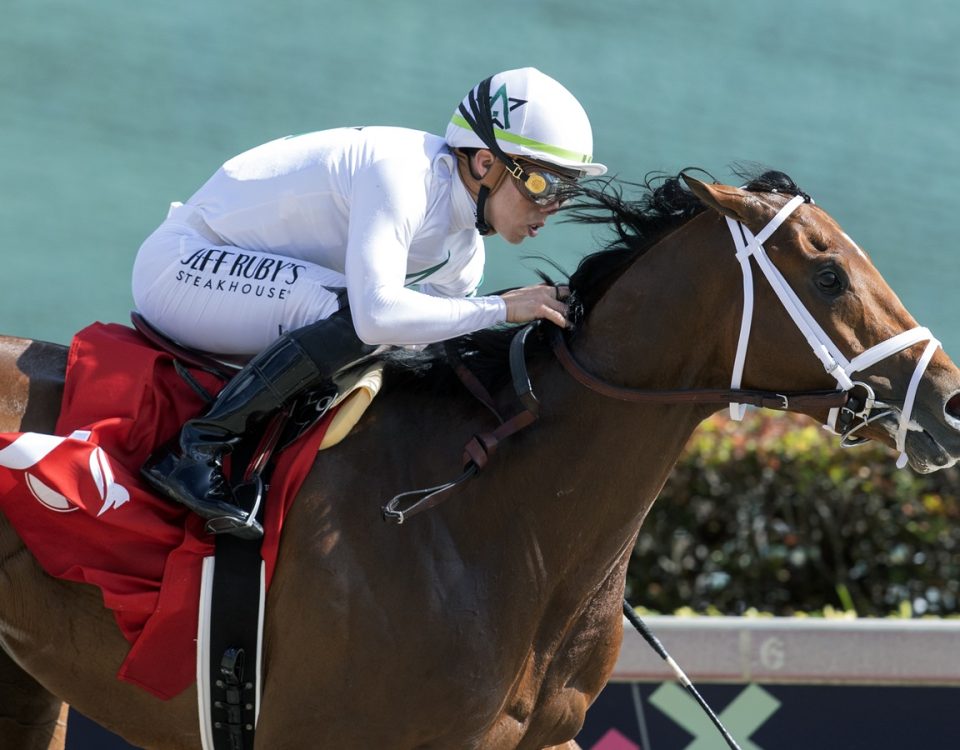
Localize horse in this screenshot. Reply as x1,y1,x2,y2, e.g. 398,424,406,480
1,171,959,750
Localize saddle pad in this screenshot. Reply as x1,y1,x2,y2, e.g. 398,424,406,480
0,322,356,700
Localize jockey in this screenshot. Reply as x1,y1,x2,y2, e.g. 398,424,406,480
134,67,607,538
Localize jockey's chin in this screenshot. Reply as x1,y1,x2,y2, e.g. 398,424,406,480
486,177,559,245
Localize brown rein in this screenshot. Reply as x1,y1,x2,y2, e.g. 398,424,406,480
548,325,850,412
381,323,850,523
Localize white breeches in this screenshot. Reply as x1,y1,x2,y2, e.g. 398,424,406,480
132,209,345,356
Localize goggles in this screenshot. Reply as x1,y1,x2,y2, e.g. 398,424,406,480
510,160,580,206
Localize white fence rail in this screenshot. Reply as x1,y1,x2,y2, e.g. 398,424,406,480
613,616,960,685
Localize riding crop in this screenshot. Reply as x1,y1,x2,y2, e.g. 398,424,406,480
622,599,743,750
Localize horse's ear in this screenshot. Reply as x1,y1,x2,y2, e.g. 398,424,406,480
682,175,765,225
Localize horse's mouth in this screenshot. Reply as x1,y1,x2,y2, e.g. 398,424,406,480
870,411,960,474
906,432,957,474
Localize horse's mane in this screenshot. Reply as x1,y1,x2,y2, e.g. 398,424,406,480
381,166,808,396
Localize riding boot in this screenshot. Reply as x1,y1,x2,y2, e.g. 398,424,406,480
142,307,377,538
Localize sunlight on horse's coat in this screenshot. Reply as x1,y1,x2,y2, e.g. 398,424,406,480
842,231,868,259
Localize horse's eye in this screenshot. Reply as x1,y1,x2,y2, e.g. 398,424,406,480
815,266,847,296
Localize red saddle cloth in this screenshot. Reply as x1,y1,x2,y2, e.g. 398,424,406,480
0,322,334,699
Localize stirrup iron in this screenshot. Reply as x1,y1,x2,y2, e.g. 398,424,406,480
204,477,265,540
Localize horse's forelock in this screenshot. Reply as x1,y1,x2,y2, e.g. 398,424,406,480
734,166,811,203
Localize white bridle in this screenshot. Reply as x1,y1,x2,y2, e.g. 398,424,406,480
725,193,941,469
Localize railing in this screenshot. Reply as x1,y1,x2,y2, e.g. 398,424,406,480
578,616,960,750
613,615,960,685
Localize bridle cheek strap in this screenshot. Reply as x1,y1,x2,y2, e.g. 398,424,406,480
724,195,942,468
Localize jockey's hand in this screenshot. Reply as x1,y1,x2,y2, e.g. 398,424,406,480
500,284,571,328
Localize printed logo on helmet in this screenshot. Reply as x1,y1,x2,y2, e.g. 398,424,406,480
489,84,527,130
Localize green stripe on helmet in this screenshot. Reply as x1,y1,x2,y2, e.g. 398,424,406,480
449,114,593,165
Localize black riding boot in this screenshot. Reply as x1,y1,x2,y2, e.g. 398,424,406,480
142,308,376,538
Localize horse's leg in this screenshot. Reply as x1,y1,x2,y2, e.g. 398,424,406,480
0,646,67,750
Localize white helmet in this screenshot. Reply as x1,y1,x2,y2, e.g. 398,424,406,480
445,67,607,177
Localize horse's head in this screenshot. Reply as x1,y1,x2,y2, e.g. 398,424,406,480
682,174,960,473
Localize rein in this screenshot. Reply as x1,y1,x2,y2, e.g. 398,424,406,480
382,189,944,521
381,320,847,524
549,325,848,412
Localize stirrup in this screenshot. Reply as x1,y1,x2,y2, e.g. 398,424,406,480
204,478,265,540
205,514,263,540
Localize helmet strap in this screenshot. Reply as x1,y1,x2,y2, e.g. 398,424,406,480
475,186,494,235
456,149,507,235
474,161,508,235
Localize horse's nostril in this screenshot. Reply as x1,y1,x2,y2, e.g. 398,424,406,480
948,392,960,420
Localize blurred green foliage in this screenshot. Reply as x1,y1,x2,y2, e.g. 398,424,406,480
628,411,960,617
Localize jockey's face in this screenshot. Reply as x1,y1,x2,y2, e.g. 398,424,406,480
483,161,561,245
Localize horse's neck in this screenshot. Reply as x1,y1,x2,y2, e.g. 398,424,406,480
458,218,739,604
0,336,66,433
577,218,738,393
481,364,703,569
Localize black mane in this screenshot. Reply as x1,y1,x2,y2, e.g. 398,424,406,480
563,166,808,316
381,167,808,395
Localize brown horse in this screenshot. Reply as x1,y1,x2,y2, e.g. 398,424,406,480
2,172,959,750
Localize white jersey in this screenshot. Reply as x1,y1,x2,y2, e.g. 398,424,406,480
132,127,506,355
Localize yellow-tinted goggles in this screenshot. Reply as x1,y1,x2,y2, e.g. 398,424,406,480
511,161,580,206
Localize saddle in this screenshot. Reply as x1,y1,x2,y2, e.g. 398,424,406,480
129,311,382,457
130,311,285,454
130,311,243,380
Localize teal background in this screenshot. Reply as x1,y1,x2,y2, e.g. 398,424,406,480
2,0,958,356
